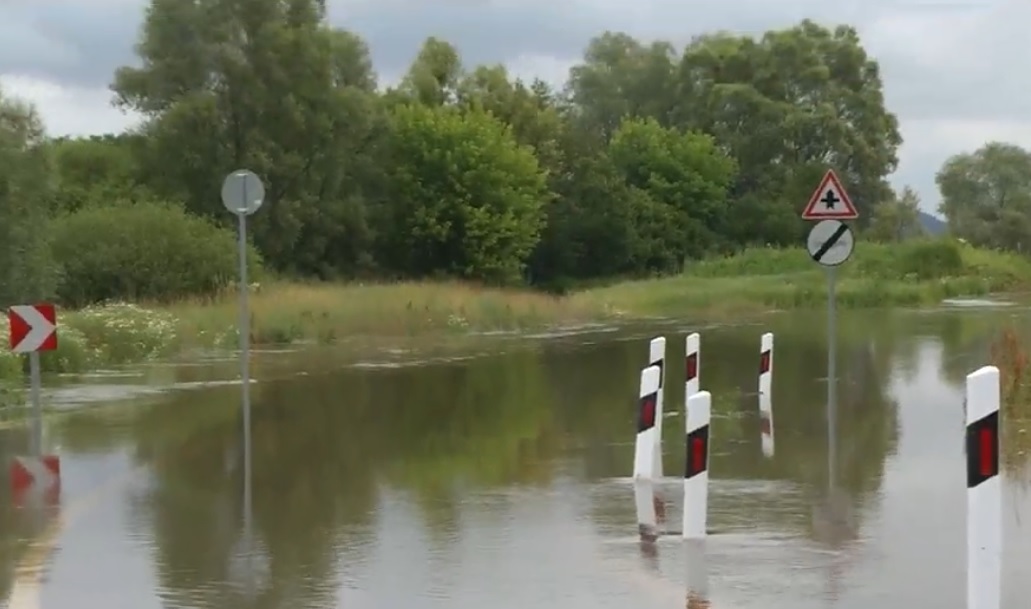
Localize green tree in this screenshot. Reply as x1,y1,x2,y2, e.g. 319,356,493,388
0,87,56,307
49,134,151,212
937,142,1031,252
394,37,464,107
673,21,901,241
608,117,737,268
111,0,382,276
382,103,548,284
867,186,923,242
566,32,678,140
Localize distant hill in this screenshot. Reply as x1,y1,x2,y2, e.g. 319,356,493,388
918,211,947,236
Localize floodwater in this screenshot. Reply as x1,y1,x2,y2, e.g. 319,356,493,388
2,307,1031,608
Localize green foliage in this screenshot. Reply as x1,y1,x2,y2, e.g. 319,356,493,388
7,4,1021,324
382,103,547,284
937,142,1031,252
867,186,924,242
0,86,58,307
50,201,261,306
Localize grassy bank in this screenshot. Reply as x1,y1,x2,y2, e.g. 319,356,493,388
989,327,1031,474
583,238,1031,315
1,238,1029,393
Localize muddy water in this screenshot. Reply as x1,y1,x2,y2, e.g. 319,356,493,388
2,307,1031,608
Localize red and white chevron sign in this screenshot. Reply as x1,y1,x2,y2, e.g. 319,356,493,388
8,304,57,353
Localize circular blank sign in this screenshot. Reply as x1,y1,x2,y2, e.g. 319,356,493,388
221,169,265,216
806,219,854,267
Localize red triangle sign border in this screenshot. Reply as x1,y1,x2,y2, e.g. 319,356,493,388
802,169,858,220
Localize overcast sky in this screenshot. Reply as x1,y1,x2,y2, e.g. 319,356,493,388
1,0,1027,217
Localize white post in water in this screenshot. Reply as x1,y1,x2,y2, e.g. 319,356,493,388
758,332,774,400
633,366,661,481
221,169,264,593
648,337,666,478
682,391,710,540
684,333,700,401
965,366,1001,609
634,366,662,540
758,334,775,457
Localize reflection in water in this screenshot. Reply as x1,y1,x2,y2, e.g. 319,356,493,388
5,309,1031,607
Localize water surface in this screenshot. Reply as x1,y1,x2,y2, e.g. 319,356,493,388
2,307,1031,608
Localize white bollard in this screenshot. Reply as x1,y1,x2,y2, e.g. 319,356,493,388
648,337,666,478
633,365,662,481
759,332,773,399
965,365,1000,609
685,333,700,400
682,390,711,540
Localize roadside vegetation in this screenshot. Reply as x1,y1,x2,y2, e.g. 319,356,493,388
3,2,1031,395
990,327,1031,474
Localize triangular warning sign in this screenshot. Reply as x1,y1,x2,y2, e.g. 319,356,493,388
802,170,858,220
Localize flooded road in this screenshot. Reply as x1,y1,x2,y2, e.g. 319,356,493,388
2,308,1031,608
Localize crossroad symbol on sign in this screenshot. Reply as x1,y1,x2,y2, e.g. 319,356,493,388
802,170,858,220
8,304,58,353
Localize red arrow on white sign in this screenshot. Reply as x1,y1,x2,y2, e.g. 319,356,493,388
8,304,58,353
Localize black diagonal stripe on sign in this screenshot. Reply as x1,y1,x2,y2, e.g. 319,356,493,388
813,223,849,262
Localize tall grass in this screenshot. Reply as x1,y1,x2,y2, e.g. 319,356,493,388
579,239,1031,316
1,238,1028,391
989,327,1031,475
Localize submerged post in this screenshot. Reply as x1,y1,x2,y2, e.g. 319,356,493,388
682,391,711,540
647,337,666,479
965,366,1000,609
221,169,265,585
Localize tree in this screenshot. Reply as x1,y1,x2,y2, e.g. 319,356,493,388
937,142,1031,252
394,37,463,106
0,87,56,307
111,0,382,276
673,21,901,240
48,134,151,212
382,103,548,284
608,117,737,268
566,32,679,140
867,186,923,242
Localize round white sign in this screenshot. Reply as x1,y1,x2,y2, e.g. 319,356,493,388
221,169,265,216
806,219,854,267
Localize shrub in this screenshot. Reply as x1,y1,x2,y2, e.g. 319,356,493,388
50,200,262,306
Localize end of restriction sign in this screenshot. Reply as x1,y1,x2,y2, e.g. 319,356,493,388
806,219,854,267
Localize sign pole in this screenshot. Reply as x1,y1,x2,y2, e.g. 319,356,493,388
826,266,837,491
801,169,857,496
29,351,41,457
221,169,265,595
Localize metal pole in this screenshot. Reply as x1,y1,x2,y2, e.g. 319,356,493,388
827,267,837,491
29,351,41,457
238,210,252,528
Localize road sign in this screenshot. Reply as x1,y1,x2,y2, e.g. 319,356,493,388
802,170,858,220
221,169,265,216
807,220,854,267
8,304,57,353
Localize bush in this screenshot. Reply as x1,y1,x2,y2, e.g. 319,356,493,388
50,200,263,306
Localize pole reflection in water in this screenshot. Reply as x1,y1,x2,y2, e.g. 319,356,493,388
227,404,268,599
684,539,710,608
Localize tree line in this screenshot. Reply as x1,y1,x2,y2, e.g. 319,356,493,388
0,0,1015,307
